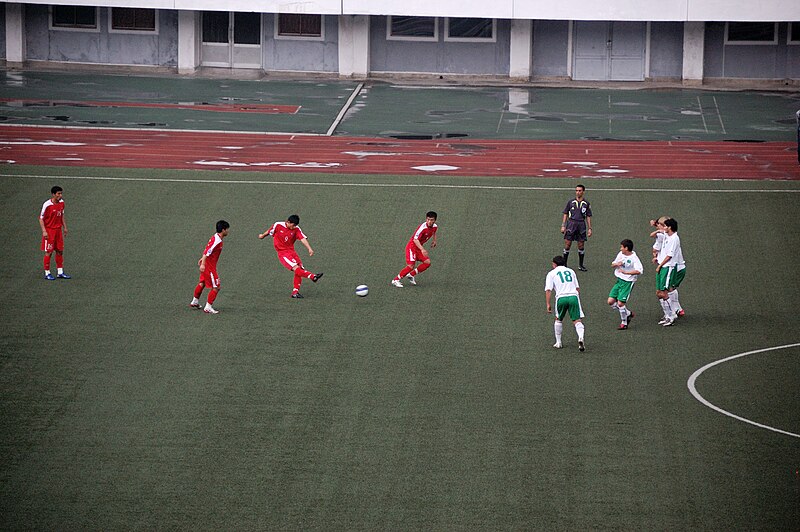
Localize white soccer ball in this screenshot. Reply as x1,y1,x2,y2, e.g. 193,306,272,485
355,284,369,297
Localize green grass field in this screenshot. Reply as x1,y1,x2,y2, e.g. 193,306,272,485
1,166,799,530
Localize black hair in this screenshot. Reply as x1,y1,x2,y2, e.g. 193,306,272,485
51,186,63,194
621,239,634,251
216,220,230,233
664,218,678,232
576,184,585,191
287,214,300,225
426,211,437,220
553,255,566,267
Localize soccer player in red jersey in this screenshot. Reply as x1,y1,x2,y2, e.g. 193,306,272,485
258,214,323,299
39,185,70,280
391,211,438,288
190,220,230,314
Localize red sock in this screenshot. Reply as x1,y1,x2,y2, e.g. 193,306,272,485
44,255,51,271
293,272,302,291
414,262,431,275
194,283,204,298
207,290,218,305
396,265,414,280
295,267,315,280
55,253,64,269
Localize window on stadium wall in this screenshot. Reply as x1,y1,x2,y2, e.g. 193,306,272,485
389,16,437,39
278,14,322,37
725,22,778,44
446,18,494,40
52,6,97,29
111,8,156,31
202,11,229,43
790,23,800,44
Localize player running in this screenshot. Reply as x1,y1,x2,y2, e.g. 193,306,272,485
39,185,70,280
259,214,322,299
545,255,586,351
608,239,643,330
391,211,438,288
190,220,230,314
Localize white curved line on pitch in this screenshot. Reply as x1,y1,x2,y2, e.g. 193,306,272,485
687,343,800,439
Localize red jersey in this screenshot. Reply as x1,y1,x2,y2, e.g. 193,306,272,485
269,222,307,253
408,222,437,246
203,233,224,270
40,199,65,230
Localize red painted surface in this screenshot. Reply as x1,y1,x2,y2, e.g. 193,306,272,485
1,125,798,180
0,99,300,114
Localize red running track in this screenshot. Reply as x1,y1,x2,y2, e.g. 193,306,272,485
1,125,798,180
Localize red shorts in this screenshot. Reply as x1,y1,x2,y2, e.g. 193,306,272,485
41,228,63,253
199,269,220,289
277,251,302,271
405,242,427,265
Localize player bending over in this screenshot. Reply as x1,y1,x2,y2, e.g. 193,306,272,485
545,255,586,351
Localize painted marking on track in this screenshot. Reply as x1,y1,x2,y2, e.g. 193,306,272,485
2,173,799,193
412,165,459,172
687,343,800,439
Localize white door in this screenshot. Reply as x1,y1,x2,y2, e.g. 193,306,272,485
201,11,262,69
573,21,646,81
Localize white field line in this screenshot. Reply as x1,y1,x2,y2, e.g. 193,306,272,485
697,96,709,134
1,173,799,193
326,82,364,137
712,96,727,135
687,343,800,439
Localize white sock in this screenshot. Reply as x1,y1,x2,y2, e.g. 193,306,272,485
191,297,200,305
204,302,213,309
669,290,682,312
57,268,64,275
575,322,585,342
660,299,674,319
554,321,563,343
618,305,628,324
44,270,51,275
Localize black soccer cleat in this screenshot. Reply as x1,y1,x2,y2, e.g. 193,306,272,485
578,340,585,352
577,266,588,272
291,292,304,299
312,272,323,283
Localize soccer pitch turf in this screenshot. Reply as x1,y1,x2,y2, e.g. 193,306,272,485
1,166,799,529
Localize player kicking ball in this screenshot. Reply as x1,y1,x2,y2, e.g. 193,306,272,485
391,211,438,288
259,214,322,299
545,255,586,351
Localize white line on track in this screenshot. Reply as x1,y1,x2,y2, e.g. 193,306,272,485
1,173,799,192
687,343,800,439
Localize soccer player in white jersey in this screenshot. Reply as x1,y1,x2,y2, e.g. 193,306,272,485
545,255,586,351
655,218,686,327
608,239,643,330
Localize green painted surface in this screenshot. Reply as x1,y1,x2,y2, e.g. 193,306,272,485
0,166,798,529
2,70,798,141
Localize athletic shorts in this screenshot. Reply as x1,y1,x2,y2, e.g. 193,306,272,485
609,278,635,303
556,295,585,322
405,242,428,265
41,228,63,253
564,221,587,242
277,250,302,271
199,269,220,289
657,266,685,291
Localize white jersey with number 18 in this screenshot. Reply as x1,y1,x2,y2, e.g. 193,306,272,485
545,266,580,301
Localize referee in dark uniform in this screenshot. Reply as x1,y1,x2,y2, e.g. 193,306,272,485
561,184,592,271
